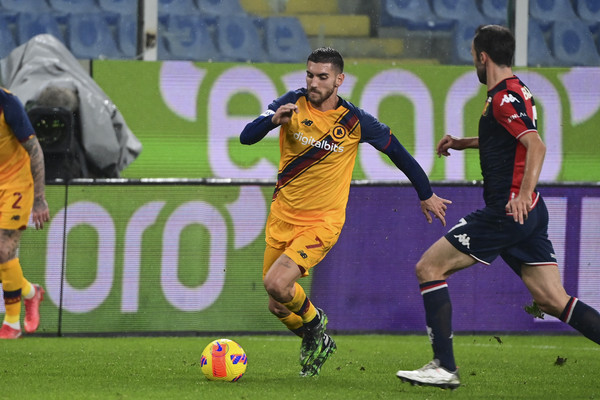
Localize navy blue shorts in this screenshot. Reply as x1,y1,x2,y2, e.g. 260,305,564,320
444,196,557,276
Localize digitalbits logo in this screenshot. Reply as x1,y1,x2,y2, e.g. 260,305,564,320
293,132,344,153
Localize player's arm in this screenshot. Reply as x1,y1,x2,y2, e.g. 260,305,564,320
436,135,479,157
3,90,50,229
21,136,50,229
240,103,299,145
505,132,546,224
240,109,278,145
382,135,452,226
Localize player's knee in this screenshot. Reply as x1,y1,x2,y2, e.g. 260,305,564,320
0,248,16,263
263,278,288,303
415,258,435,282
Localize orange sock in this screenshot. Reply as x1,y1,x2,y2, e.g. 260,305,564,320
283,282,318,324
278,313,305,337
1,258,24,325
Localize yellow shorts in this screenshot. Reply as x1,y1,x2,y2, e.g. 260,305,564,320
263,213,340,277
0,183,34,230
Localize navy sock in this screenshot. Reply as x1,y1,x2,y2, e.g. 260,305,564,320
560,297,600,345
420,280,456,371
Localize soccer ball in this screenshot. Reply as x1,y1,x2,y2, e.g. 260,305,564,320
200,338,247,382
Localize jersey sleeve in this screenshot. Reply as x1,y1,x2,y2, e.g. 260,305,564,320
355,107,393,150
1,89,35,142
382,135,433,200
492,89,537,140
240,89,304,145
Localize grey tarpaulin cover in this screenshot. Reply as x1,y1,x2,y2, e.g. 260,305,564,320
0,34,142,177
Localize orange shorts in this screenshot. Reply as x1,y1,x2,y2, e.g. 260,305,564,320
0,183,34,230
263,212,340,277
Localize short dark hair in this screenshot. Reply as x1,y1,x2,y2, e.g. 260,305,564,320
307,47,344,73
473,25,515,67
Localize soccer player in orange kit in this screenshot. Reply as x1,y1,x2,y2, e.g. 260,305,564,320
0,87,49,339
240,47,451,376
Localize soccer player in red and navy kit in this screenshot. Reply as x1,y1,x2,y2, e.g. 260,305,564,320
396,25,600,390
0,87,48,339
240,47,451,377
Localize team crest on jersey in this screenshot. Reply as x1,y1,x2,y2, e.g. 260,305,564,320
332,125,347,140
482,97,491,116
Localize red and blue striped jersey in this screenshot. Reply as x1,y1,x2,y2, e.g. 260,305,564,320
479,76,539,212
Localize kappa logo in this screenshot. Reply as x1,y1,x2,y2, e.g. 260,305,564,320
454,233,471,249
500,93,520,106
301,119,313,126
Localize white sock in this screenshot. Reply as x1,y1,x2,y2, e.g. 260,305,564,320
3,321,20,330
23,283,36,300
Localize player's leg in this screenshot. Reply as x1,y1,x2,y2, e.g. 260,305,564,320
521,264,600,344
264,254,325,368
396,236,474,389
22,277,45,334
263,244,305,337
515,197,600,345
266,223,339,376
0,229,24,339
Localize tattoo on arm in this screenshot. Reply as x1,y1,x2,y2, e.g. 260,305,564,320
22,137,46,201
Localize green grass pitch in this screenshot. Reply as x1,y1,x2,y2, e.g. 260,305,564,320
1,334,598,399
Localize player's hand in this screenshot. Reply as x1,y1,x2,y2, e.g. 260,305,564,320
505,194,532,225
31,196,50,230
272,103,298,125
436,135,458,157
420,193,452,227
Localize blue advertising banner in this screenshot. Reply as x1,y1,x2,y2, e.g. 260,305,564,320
313,185,600,333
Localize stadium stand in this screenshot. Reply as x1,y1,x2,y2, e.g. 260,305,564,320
574,0,600,31
48,0,100,13
117,14,138,58
17,13,64,45
452,17,488,65
528,18,556,67
479,0,508,24
0,14,17,58
550,19,600,66
97,0,138,15
67,13,123,59
158,0,198,16
0,0,51,13
159,14,221,61
431,0,487,22
264,16,311,63
215,15,267,62
196,0,246,16
1,0,599,65
529,0,579,29
379,0,454,31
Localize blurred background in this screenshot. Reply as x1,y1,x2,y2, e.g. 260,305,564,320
0,0,599,66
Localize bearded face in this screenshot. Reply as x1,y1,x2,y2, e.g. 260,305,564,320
471,42,487,85
305,61,342,108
